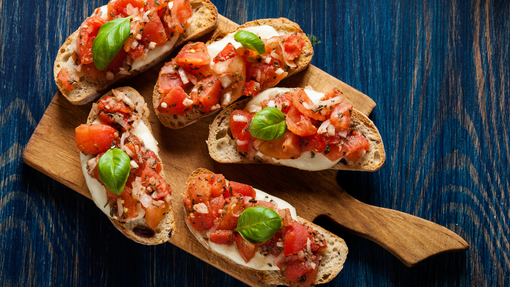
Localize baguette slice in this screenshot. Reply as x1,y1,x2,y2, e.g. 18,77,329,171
183,168,348,285
55,0,218,105
207,94,386,171
83,87,175,245
153,18,314,129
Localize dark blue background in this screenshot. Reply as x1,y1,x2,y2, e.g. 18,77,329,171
1,0,509,285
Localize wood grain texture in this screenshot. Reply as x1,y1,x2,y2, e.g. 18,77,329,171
2,0,510,286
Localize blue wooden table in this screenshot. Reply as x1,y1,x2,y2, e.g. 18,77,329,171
2,0,509,286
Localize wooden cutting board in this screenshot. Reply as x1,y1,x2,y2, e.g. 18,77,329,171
22,15,467,286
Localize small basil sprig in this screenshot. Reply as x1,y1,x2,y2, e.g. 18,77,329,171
98,148,131,195
249,107,287,140
93,15,134,71
235,206,283,244
234,30,265,55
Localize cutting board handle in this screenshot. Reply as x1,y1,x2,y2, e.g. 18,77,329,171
320,191,469,267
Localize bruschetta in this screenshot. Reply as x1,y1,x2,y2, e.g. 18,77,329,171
183,168,348,286
75,86,175,244
152,18,314,128
207,87,386,171
55,0,218,105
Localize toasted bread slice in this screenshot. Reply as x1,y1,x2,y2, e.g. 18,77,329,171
153,18,314,129
54,0,218,105
207,93,386,172
82,87,175,244
183,168,348,285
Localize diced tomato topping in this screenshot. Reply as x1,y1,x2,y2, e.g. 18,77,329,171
97,95,131,114
146,0,170,11
158,62,187,93
183,194,193,208
235,127,254,154
123,135,144,164
258,130,302,160
176,42,211,71
157,87,193,115
263,231,283,257
323,87,343,100
229,110,254,154
245,61,287,90
127,41,146,59
77,16,105,65
236,233,257,263
106,48,128,73
141,12,168,46
172,0,193,28
213,43,237,63
190,76,222,113
75,124,118,155
281,257,315,283
285,106,317,137
260,92,293,113
204,173,225,198
209,194,226,217
291,89,325,121
278,208,294,227
322,134,342,161
145,203,168,230
341,130,370,162
283,222,313,256
237,47,259,62
253,200,277,210
242,80,261,98
301,133,327,153
210,229,236,245
141,150,162,174
330,102,352,130
105,187,140,221
57,68,74,91
187,174,213,204
187,211,215,231
322,143,342,162
163,0,192,35
190,64,215,77
229,110,252,139
217,195,246,230
283,34,305,61
107,0,145,20
292,255,321,287
229,181,256,198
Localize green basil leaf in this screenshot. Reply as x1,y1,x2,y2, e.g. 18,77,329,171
235,206,282,244
98,148,131,195
234,30,266,55
93,15,133,71
249,107,287,140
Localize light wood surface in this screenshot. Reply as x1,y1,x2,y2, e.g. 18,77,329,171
22,15,467,285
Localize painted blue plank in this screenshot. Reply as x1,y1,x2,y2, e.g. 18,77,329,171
1,0,509,286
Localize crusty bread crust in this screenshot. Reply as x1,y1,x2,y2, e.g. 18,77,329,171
54,0,218,105
183,168,348,285
85,87,176,245
153,18,314,129
207,97,386,172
